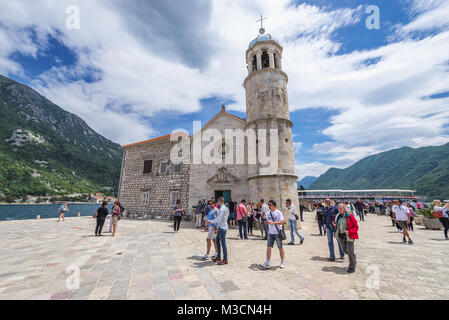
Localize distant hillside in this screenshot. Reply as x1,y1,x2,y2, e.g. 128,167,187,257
298,176,317,189
0,74,122,199
309,143,449,199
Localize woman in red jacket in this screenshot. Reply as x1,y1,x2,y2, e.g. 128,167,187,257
333,204,359,273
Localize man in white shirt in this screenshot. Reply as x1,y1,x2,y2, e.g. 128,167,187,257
260,199,269,240
392,199,413,245
259,200,286,270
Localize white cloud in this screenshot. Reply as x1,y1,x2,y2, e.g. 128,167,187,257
0,0,447,171
296,162,336,181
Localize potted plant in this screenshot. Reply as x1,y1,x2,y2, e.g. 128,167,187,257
418,205,442,230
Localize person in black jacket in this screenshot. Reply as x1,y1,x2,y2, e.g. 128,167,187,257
95,201,109,236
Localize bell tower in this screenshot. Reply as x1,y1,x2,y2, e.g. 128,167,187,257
244,20,298,218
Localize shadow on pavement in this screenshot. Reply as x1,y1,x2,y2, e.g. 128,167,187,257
322,266,348,275
187,255,204,261
248,263,280,271
191,261,217,268
386,241,407,245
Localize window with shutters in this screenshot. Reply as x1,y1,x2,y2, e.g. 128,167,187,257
174,163,182,173
143,160,153,174
141,192,150,205
159,161,168,174
170,191,180,206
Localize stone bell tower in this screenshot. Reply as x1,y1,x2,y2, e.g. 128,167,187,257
244,23,298,218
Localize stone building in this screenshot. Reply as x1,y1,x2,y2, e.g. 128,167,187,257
118,28,298,219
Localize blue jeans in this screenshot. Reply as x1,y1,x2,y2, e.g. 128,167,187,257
289,220,304,243
318,218,325,235
238,220,248,239
326,226,344,259
216,228,228,261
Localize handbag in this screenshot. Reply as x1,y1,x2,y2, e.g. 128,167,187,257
269,211,286,240
237,205,247,223
432,210,444,219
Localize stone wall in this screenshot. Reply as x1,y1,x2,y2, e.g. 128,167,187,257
189,112,250,209
119,139,190,218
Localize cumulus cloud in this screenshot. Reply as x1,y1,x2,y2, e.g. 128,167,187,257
296,162,337,181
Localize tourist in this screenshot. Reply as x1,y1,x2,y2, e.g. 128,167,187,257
433,200,449,240
195,201,202,229
108,201,124,233
299,202,305,222
57,202,68,222
324,198,344,261
255,202,262,236
286,199,304,245
349,202,355,216
392,199,413,244
354,198,365,221
173,199,184,233
260,199,269,240
94,201,108,236
247,201,255,236
334,204,359,273
201,199,207,227
228,198,236,229
405,203,416,231
111,201,121,237
236,199,248,240
202,200,218,260
316,203,325,236
208,197,230,265
259,200,286,270
203,200,211,232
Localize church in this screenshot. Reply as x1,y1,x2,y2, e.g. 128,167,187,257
118,26,299,219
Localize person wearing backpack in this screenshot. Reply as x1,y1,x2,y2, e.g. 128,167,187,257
236,200,248,240
259,200,286,270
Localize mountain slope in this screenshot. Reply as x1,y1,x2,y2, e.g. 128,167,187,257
298,176,317,189
309,143,449,199
0,74,122,198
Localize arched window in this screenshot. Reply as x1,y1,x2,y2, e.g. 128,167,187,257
261,50,270,69
252,55,257,72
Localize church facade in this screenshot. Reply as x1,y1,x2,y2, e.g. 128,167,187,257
118,28,299,219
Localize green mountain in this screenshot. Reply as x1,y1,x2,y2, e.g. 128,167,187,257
0,74,122,199
309,143,449,200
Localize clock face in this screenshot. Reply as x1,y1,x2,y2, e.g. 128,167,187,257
216,140,231,158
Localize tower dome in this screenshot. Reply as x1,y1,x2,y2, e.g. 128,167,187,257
249,33,279,49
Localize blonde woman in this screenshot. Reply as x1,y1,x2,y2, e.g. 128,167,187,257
433,200,449,240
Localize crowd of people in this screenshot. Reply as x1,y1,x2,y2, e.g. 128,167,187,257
61,194,448,274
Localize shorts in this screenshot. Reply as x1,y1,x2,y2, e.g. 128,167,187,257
397,220,408,229
267,233,283,249
112,215,118,225
207,226,217,239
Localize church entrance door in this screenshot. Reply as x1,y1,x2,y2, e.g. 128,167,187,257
215,190,231,203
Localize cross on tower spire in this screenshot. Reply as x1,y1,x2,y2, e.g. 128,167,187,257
256,14,267,34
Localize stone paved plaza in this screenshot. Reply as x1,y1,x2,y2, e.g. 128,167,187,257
0,212,448,300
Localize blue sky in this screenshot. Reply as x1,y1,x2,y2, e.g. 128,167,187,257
1,0,449,180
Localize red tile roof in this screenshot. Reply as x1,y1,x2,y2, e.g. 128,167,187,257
121,132,189,149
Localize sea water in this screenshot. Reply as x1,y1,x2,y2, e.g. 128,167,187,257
0,204,114,221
